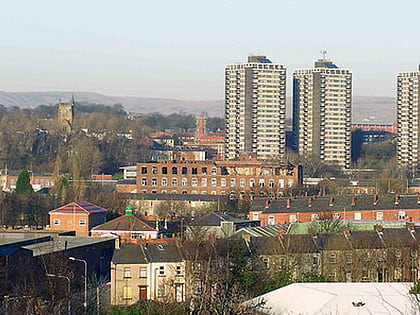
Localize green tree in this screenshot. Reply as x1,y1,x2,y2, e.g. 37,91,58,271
15,169,33,194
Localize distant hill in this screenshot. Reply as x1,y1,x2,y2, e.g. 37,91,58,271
0,91,223,117
0,91,396,123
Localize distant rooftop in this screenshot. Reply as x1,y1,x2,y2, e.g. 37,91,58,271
248,55,272,63
315,59,339,68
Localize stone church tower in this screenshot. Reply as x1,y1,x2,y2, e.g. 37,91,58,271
58,96,75,133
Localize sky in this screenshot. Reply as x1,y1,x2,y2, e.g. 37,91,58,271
0,0,419,100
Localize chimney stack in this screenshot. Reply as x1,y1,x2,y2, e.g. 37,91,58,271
351,197,356,206
373,194,378,206
395,194,400,205
308,197,313,208
265,199,270,208
329,197,334,207
286,199,291,208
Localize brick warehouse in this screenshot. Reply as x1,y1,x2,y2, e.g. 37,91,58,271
250,194,420,225
135,157,302,198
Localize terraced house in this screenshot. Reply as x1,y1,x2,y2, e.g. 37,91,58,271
250,194,420,225
252,224,420,283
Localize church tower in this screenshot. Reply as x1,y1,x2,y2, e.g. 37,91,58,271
58,96,75,133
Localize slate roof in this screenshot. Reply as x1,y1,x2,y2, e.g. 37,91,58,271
112,244,148,264
144,243,183,263
190,211,257,227
91,214,156,232
121,193,229,202
112,243,183,264
49,201,108,214
252,194,420,214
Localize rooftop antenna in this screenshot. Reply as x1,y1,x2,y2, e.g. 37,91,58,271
321,50,327,61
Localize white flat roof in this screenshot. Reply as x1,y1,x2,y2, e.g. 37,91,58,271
247,282,416,315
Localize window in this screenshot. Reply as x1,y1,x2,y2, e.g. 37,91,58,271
171,178,178,186
152,167,158,174
201,178,207,187
376,212,384,220
151,178,157,186
53,219,61,226
252,212,259,220
141,167,147,174
278,179,284,188
141,178,147,186
259,179,265,187
162,167,168,174
333,213,340,219
182,167,187,175
230,178,236,187
289,214,297,223
287,179,294,188
221,178,227,187
201,167,207,174
262,257,270,268
139,267,147,278
250,179,255,187
176,265,182,276
398,211,406,220
268,216,274,225
346,272,352,283
192,178,198,187
182,178,188,186
330,253,337,264
192,168,198,175
162,178,167,186
269,179,274,188
79,219,86,226
311,213,319,221
158,285,165,297
240,178,245,188
211,167,217,175
123,267,131,278
345,253,353,264
172,167,178,174
123,286,132,300
211,178,217,187
159,266,165,276
354,212,362,220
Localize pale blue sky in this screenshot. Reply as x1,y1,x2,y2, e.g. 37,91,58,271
0,0,419,100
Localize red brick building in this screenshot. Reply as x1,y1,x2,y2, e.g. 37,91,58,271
49,201,108,236
136,158,302,198
249,194,420,225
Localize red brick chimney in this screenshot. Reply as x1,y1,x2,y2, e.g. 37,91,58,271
308,197,313,208
329,197,334,206
351,197,356,206
286,199,291,208
265,199,270,208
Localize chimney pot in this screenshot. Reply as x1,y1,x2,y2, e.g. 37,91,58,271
286,199,291,208
329,197,334,206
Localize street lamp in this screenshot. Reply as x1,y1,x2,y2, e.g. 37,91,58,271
69,257,87,313
46,273,71,315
